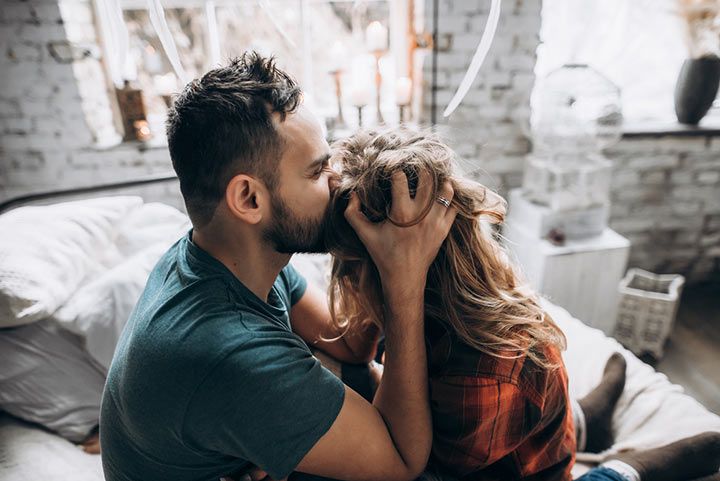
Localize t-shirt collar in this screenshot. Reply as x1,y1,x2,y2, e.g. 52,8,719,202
182,229,286,316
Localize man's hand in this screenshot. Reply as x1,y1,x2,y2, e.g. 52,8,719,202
343,169,456,302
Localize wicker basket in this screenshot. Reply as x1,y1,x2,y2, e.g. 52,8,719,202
613,268,686,359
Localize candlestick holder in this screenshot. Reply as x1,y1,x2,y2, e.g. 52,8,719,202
329,69,347,128
398,104,409,123
355,105,366,127
116,80,148,142
372,50,386,125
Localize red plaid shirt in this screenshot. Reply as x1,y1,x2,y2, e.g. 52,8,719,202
426,325,575,481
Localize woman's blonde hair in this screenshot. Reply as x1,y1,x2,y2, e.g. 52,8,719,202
324,128,566,369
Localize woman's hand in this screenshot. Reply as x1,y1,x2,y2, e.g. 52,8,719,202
344,170,456,302
220,468,285,481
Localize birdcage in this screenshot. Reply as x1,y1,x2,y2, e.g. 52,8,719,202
523,64,622,214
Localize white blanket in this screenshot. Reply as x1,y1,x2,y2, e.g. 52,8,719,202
1,199,718,478
2,285,715,480
544,300,720,474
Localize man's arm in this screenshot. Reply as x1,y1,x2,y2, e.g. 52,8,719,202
295,290,427,481
292,171,457,481
290,282,381,364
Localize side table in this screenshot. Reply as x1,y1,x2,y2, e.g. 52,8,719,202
502,222,630,335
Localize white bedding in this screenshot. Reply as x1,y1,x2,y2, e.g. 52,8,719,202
2,293,717,479
54,202,191,369
0,197,143,328
0,198,190,444
547,300,720,475
1,199,718,480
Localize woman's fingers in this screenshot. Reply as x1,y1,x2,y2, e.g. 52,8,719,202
219,468,271,481
434,180,458,232
389,170,416,223
250,470,270,481
413,169,433,208
344,192,370,230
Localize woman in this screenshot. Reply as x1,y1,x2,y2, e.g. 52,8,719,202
323,128,720,481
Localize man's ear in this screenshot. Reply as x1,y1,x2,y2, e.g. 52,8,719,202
225,174,268,225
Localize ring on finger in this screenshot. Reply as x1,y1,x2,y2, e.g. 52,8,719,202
436,196,451,208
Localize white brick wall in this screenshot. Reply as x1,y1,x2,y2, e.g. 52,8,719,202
0,0,718,281
420,0,539,193
0,0,172,202
605,137,720,280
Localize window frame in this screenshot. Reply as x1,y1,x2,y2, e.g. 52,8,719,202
111,0,411,118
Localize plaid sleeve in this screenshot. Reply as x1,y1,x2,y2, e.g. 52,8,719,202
430,375,543,477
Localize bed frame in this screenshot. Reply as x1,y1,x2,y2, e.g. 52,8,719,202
0,172,179,215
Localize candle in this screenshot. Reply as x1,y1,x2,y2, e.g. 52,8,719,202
144,45,163,74
329,41,345,72
366,21,387,52
350,84,371,107
153,73,177,95
133,120,152,142
395,77,412,105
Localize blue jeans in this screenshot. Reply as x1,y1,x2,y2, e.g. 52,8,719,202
576,466,629,481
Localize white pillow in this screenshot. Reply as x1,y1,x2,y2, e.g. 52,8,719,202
0,319,106,443
114,202,191,257
0,196,143,328
53,203,190,369
54,241,184,370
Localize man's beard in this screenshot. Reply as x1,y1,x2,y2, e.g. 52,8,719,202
262,192,332,254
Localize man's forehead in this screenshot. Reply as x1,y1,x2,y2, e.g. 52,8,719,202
275,105,328,162
275,104,323,138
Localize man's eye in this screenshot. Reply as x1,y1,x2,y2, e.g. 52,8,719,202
314,164,330,177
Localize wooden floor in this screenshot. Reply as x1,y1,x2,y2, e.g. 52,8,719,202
650,281,720,415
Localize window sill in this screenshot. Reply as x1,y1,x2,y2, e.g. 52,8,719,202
622,116,720,138
89,136,169,152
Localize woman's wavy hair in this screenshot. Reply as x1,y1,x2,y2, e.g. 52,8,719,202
324,128,566,369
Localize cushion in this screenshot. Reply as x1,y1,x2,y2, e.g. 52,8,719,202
0,319,106,443
0,199,189,442
53,202,190,370
0,196,143,328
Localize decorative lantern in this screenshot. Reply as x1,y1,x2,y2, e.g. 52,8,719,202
524,64,622,213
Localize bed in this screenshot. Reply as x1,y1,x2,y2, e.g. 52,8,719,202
0,175,718,480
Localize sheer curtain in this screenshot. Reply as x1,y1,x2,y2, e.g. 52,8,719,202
535,0,689,122
93,0,130,88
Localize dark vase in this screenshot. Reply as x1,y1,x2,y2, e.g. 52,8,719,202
674,55,720,125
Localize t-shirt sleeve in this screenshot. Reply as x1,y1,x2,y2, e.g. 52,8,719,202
280,263,307,306
182,325,345,480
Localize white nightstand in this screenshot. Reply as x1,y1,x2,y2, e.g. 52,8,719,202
502,195,631,335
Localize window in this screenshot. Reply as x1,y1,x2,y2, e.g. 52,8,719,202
534,0,719,124
99,0,414,141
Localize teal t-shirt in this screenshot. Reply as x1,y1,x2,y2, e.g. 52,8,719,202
100,230,345,481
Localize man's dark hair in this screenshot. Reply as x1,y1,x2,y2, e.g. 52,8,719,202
166,52,302,227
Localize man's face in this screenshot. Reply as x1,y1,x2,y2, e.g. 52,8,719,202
262,105,337,254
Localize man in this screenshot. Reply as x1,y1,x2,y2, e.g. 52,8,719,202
99,52,457,481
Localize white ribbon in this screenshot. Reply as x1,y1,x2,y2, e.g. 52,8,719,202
146,0,191,84
258,0,298,49
443,0,502,117
94,0,129,88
